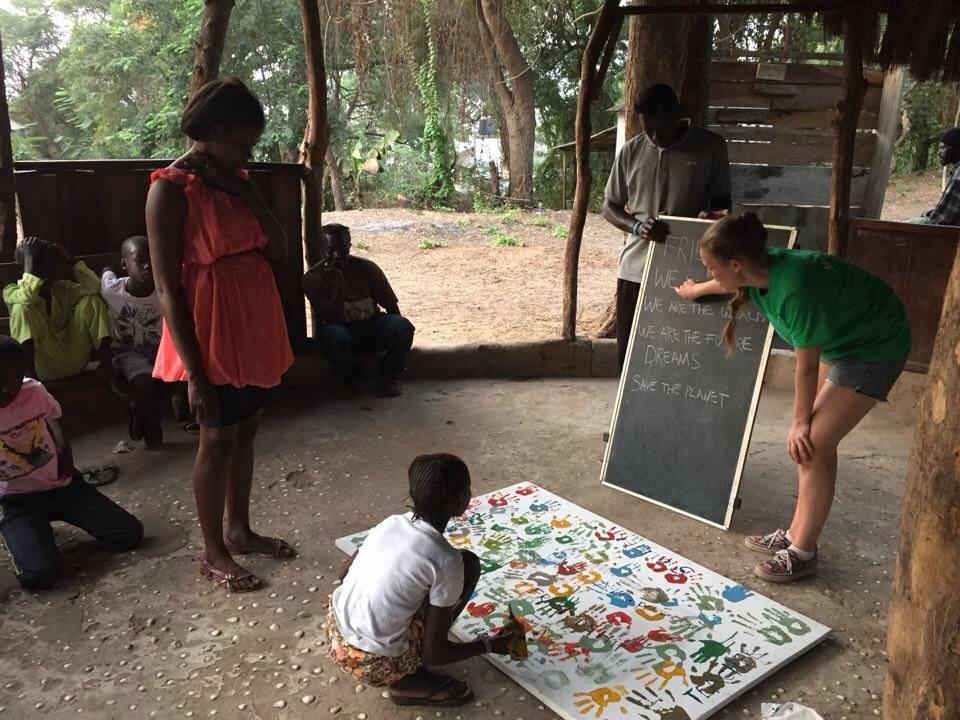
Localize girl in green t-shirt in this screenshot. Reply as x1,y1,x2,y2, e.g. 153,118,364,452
677,213,911,583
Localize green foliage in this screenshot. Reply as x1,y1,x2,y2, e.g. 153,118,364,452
551,224,567,239
496,207,520,224
415,0,454,208
530,216,550,227
490,233,526,247
894,79,960,174
418,238,442,249
354,240,370,250
472,193,499,214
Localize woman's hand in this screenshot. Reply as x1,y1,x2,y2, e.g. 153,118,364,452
183,153,251,198
188,374,220,426
786,419,814,464
674,278,704,301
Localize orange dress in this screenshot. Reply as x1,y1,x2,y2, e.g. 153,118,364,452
150,167,293,388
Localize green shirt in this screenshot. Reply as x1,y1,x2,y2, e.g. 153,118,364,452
748,248,911,362
3,262,113,381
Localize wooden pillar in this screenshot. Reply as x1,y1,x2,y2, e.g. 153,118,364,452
189,0,236,97
882,242,960,718
0,28,16,261
561,152,567,211
299,0,329,268
862,68,905,219
561,1,622,341
828,8,867,255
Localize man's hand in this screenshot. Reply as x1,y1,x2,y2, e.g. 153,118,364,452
698,209,730,220
639,217,669,243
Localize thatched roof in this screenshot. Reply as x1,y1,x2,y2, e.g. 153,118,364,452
620,2,960,82
829,1,960,82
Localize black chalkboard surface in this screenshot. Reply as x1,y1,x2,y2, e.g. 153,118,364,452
600,216,797,529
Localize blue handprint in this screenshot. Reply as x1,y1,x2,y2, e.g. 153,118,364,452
721,584,754,603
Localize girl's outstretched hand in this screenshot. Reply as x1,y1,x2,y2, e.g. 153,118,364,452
787,419,814,464
674,278,704,301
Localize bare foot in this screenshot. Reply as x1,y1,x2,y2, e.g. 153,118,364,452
389,667,473,707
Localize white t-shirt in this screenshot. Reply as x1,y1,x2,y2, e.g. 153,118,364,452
99,271,162,352
332,514,464,657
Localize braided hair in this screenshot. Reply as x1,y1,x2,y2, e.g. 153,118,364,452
700,212,769,356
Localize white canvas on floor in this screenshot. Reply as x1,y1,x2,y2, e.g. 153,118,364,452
335,483,830,720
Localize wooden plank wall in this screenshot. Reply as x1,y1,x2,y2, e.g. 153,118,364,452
845,220,960,370
4,160,307,345
710,61,884,170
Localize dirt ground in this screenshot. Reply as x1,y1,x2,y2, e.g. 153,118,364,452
323,171,942,347
322,208,623,346
0,379,914,719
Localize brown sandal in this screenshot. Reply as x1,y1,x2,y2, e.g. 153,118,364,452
198,557,263,593
224,535,296,560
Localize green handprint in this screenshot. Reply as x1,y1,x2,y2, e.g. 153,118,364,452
761,608,811,636
691,639,729,663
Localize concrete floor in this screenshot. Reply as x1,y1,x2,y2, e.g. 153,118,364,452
0,379,915,720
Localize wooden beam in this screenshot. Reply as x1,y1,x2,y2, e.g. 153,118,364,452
883,240,960,717
562,0,622,341
0,27,17,261
828,8,867,256
862,68,905,218
298,0,329,268
621,1,852,16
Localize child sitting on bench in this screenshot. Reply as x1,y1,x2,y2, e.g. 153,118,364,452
3,237,113,383
0,336,143,590
100,236,194,447
327,453,517,708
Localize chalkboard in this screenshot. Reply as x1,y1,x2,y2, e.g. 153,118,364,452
600,216,797,529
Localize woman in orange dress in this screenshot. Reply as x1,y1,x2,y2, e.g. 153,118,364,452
146,78,295,592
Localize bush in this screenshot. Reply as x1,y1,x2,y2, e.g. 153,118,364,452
487,228,524,247
418,238,442,250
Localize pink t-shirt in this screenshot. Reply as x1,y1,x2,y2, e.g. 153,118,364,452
0,379,70,498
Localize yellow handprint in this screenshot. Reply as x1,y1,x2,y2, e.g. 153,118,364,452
573,686,626,718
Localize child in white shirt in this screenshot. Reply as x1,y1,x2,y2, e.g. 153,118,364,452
328,454,517,708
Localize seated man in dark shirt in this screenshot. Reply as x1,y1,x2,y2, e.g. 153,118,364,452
303,224,415,397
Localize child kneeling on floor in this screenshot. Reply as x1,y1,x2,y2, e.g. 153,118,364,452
0,336,143,590
327,453,517,708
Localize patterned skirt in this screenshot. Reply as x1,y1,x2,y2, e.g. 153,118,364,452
325,601,424,687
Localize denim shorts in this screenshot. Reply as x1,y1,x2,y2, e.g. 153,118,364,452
825,356,908,401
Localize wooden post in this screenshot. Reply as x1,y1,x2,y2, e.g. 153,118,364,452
299,0,329,268
0,27,17,261
561,1,622,341
862,68,905,219
561,152,567,210
189,0,235,97
882,242,960,718
828,8,867,255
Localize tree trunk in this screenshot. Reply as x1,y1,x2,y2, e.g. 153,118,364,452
476,0,536,201
912,135,932,172
299,0,330,267
882,242,960,719
488,161,500,197
828,8,867,256
325,145,347,211
622,0,713,140
0,27,17,261
189,0,235,97
562,0,622,341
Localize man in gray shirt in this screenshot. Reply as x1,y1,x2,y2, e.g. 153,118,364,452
603,83,732,368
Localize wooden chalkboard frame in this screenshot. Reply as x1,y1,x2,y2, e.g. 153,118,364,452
600,216,797,529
